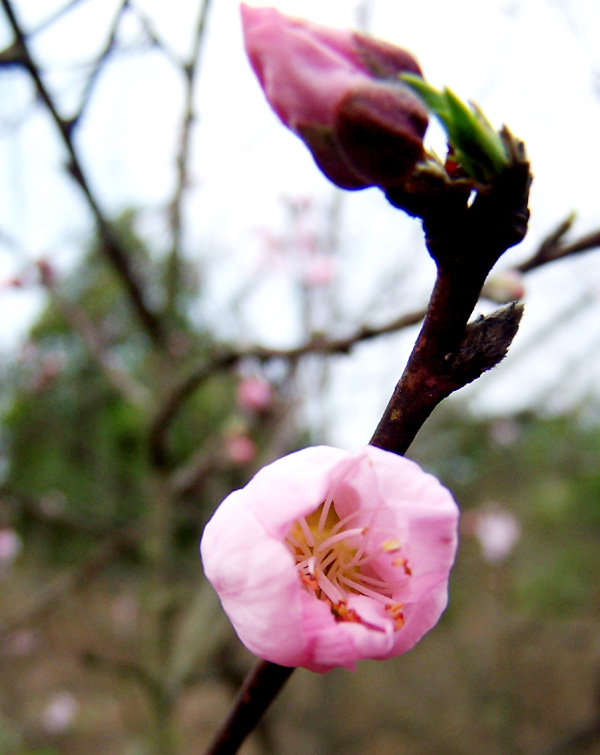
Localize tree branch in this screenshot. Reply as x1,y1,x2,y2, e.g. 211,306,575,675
0,0,167,347
148,307,426,467
165,0,213,312
36,260,151,407
518,213,600,273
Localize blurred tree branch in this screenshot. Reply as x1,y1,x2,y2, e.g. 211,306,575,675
518,214,600,273
0,0,167,347
36,260,151,407
148,306,427,467
166,0,213,314
0,526,138,639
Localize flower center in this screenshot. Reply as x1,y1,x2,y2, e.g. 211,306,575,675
285,498,410,631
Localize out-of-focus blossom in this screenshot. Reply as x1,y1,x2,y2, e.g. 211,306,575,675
0,528,22,567
241,5,428,190
301,255,337,287
464,505,521,564
481,270,525,304
41,692,79,734
225,432,257,465
5,630,38,657
201,445,458,673
489,418,520,447
236,376,273,412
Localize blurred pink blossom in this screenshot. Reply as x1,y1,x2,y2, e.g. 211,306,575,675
465,505,521,564
241,5,427,190
41,692,79,734
225,433,257,465
236,376,273,412
301,255,337,287
0,528,22,566
201,445,458,672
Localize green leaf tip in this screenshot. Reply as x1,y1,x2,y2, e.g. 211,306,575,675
400,73,509,183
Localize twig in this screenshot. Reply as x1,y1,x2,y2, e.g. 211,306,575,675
148,307,426,467
202,133,532,755
70,0,130,129
518,214,600,273
204,660,293,755
37,260,151,407
165,0,213,312
0,0,167,347
371,130,531,454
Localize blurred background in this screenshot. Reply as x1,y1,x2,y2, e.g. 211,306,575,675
0,0,599,753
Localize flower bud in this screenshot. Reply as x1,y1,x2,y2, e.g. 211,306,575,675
241,4,428,190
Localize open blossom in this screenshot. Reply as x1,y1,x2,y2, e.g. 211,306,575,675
241,5,428,190
201,445,458,673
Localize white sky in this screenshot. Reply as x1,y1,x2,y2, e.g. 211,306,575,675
0,0,599,446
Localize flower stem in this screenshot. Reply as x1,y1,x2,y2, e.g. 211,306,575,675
204,660,293,754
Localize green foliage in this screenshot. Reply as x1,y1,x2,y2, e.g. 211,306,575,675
0,212,267,565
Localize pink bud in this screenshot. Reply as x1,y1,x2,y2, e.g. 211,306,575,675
201,445,458,672
241,5,427,190
236,376,273,412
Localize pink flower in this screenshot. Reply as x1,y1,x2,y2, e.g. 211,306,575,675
241,5,428,190
236,376,273,412
201,445,458,673
225,432,257,465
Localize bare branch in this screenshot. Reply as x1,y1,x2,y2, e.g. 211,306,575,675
0,0,167,347
70,0,130,129
148,306,426,467
36,260,151,406
518,214,600,273
165,0,213,312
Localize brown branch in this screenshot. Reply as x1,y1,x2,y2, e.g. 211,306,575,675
0,0,167,347
70,0,129,129
148,307,426,467
518,213,600,273
37,261,151,406
371,130,531,454
165,0,213,312
204,660,293,755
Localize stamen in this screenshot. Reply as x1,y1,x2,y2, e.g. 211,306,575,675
338,574,392,603
317,571,344,603
286,496,411,634
297,516,315,547
316,526,366,553
317,496,334,533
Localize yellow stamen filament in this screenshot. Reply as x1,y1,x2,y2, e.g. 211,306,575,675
285,500,412,631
